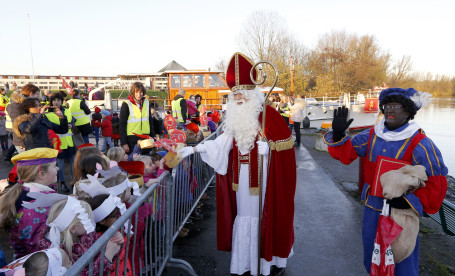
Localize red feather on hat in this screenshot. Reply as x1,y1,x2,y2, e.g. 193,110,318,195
133,133,151,139
48,129,62,153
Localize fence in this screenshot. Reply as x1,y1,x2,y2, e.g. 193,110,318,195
66,131,219,275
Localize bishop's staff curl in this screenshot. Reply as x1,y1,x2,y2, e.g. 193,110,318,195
249,60,278,275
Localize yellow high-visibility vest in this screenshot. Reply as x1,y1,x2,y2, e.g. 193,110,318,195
126,99,150,136
45,108,74,150
5,103,12,129
280,104,290,117
68,99,90,126
0,95,9,110
172,98,184,123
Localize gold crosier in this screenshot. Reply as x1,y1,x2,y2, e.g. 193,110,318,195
249,61,278,275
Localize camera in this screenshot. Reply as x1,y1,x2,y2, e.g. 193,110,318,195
47,107,56,112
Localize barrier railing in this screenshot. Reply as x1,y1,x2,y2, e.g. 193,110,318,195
65,171,173,275
66,129,221,275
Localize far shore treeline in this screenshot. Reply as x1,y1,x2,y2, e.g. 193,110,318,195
213,11,455,98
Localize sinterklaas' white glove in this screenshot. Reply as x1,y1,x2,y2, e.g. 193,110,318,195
257,141,269,156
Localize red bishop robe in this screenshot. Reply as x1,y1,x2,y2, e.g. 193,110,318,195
216,105,296,261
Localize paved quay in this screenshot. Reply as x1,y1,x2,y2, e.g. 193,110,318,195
171,138,366,276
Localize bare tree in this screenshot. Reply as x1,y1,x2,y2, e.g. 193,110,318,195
238,11,308,95
388,55,416,87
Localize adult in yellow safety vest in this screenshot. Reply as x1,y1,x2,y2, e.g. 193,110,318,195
45,92,74,192
0,88,9,111
171,88,188,128
278,94,290,127
119,82,155,153
67,89,92,143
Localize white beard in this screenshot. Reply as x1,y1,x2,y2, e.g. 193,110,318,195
224,89,264,153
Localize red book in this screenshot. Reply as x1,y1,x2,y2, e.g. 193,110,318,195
370,155,411,197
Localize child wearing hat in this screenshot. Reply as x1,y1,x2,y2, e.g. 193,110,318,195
92,110,113,153
35,197,122,276
0,247,71,276
111,112,120,146
91,107,102,147
0,148,60,258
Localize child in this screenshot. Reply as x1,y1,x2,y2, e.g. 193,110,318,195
73,155,109,197
107,147,128,163
137,153,166,183
35,197,122,276
73,154,109,183
111,112,120,147
0,111,8,151
0,148,59,258
93,110,113,153
0,247,71,276
91,107,102,147
85,194,132,275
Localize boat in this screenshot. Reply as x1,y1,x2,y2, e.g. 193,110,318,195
301,92,380,130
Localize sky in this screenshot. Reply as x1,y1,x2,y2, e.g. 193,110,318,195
1,0,454,78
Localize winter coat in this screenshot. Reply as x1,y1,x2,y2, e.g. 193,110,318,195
93,115,113,137
290,98,306,123
73,97,93,136
186,100,199,117
111,116,120,135
0,117,7,136
13,113,68,150
172,94,187,121
6,93,26,147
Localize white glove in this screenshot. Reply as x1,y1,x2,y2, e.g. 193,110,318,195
178,147,195,159
257,141,269,156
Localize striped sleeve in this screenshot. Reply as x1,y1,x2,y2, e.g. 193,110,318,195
412,137,448,214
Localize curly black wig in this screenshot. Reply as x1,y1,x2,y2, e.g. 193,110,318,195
21,97,41,114
379,95,417,121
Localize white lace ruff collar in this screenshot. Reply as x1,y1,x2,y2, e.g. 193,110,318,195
374,119,421,142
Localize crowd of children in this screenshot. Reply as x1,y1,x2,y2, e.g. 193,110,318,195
0,138,173,275
0,87,221,275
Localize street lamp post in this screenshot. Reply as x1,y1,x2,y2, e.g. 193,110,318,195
27,13,35,83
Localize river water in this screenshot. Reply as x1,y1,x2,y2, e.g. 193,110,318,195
413,98,455,176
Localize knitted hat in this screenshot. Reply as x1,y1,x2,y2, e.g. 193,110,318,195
113,112,118,117
94,107,101,113
100,110,110,116
11,148,59,166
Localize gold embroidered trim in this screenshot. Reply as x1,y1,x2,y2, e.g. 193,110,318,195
239,155,249,161
235,54,239,87
268,136,295,152
249,187,259,195
231,85,256,92
232,183,238,192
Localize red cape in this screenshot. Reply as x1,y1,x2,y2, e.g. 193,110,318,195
216,105,297,261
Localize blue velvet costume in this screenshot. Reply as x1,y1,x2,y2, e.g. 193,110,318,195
324,123,448,275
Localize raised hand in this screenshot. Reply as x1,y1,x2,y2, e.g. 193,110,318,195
332,106,353,142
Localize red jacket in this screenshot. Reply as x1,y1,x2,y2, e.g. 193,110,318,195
93,116,113,137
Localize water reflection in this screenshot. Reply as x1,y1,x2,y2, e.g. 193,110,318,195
414,98,455,175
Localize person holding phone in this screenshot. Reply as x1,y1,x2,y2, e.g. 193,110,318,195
13,97,68,151
45,92,75,192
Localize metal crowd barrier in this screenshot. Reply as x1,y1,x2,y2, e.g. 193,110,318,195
66,129,221,276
